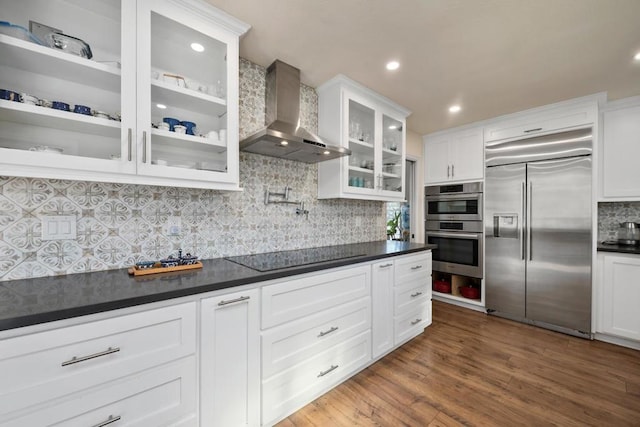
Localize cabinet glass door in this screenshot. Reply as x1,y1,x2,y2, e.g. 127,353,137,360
381,114,404,194
346,99,376,191
0,0,133,173
137,1,234,182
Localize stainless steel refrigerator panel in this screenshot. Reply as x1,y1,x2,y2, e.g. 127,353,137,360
485,163,526,317
526,157,592,333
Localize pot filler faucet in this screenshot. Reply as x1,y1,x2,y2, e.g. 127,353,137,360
264,186,309,219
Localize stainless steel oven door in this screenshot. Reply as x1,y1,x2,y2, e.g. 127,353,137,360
426,230,483,278
425,193,483,221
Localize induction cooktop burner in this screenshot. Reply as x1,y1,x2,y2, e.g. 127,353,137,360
225,246,366,272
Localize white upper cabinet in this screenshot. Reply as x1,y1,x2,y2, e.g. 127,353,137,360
317,75,411,201
600,97,640,200
424,126,483,185
0,0,248,190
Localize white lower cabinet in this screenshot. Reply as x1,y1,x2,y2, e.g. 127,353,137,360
0,302,197,422
598,252,640,341
260,265,373,426
371,259,395,358
393,252,432,345
200,289,260,427
4,356,197,427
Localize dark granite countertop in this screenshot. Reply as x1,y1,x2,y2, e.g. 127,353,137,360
0,241,435,332
597,241,640,255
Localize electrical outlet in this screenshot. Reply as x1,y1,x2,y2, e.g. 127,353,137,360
167,216,182,236
42,215,77,240
355,216,362,227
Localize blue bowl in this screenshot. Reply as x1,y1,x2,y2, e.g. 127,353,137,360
0,89,20,102
163,117,180,131
180,121,196,135
52,101,70,111
73,104,92,115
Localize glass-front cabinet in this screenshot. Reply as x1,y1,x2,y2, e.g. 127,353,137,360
317,75,409,201
0,0,248,190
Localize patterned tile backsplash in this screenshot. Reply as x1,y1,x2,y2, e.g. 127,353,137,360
0,59,385,281
598,202,640,241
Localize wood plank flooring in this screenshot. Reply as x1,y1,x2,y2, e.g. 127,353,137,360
277,301,640,426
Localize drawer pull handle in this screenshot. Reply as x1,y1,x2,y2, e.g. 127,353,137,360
411,292,423,298
318,326,339,337
218,296,250,306
379,263,393,268
92,415,121,427
62,347,120,367
524,127,542,133
411,265,423,270
318,364,339,378
411,318,422,325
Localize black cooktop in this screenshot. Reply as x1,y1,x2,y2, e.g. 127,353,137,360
225,246,366,272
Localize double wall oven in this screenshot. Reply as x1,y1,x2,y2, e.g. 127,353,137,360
425,182,483,278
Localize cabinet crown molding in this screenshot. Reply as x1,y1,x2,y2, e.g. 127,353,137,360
317,74,411,118
167,0,251,36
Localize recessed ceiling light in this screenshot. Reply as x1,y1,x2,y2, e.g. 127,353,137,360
156,103,167,109
386,61,400,71
280,140,288,146
388,125,397,130
449,105,462,113
634,51,640,61
323,150,330,155
190,42,205,53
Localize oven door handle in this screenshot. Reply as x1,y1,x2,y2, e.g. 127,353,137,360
425,193,480,201
426,231,481,240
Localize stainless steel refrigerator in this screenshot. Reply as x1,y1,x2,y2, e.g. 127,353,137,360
484,128,592,338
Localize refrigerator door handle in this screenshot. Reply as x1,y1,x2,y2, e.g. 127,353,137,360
521,182,526,260
493,216,500,237
528,181,533,261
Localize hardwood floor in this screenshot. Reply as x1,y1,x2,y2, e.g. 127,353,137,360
276,300,640,426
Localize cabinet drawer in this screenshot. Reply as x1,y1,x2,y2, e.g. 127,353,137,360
394,252,431,285
262,297,371,378
394,302,431,345
262,331,371,426
262,264,370,328
395,282,430,315
484,104,595,142
4,356,197,427
0,302,196,415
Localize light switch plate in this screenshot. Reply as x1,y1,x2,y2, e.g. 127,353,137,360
42,215,77,240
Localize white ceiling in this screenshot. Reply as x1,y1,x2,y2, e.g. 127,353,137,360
206,0,640,135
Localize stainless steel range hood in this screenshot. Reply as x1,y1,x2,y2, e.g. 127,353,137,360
240,60,351,163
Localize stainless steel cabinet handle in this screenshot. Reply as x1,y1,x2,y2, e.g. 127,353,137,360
411,292,423,298
451,164,454,177
411,265,422,270
127,128,132,161
528,181,533,261
317,364,339,377
411,318,422,325
524,127,542,133
143,131,148,163
318,326,338,337
521,182,525,260
379,263,393,268
92,415,121,427
218,295,250,306
447,165,450,178
61,347,120,367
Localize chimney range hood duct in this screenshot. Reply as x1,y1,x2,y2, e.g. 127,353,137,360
239,60,351,163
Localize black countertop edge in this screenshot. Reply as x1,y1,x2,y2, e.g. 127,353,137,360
0,241,435,333
597,243,640,255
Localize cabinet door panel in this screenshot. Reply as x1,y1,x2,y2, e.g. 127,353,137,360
371,260,394,358
602,255,640,340
201,289,260,427
449,128,484,182
424,135,450,184
602,105,640,198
